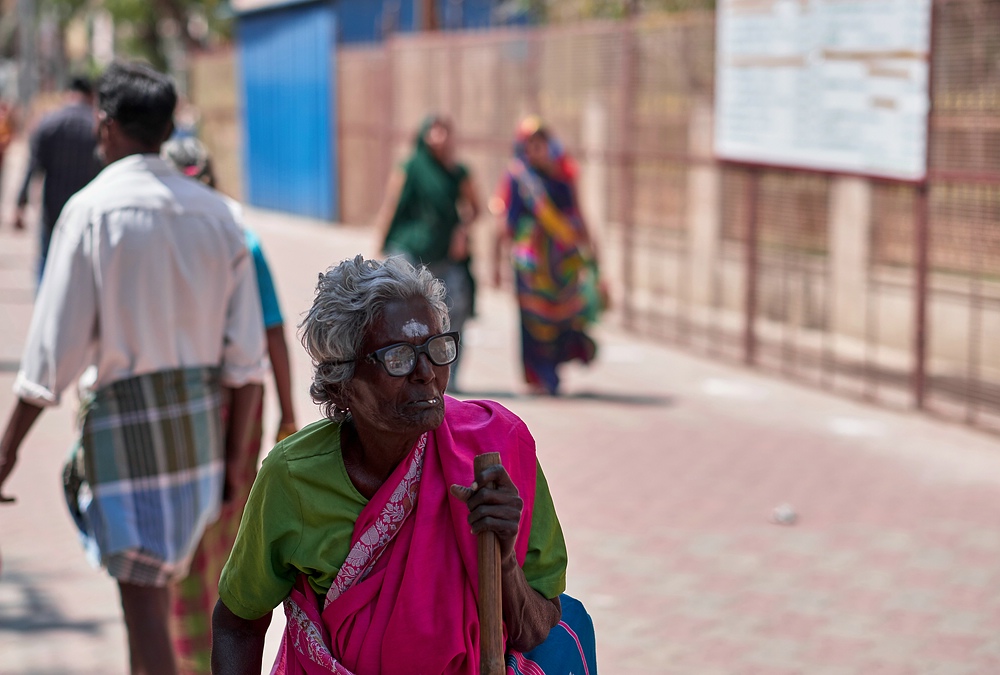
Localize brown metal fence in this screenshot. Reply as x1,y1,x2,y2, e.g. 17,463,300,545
334,2,1000,434
189,0,1000,434
923,0,1000,431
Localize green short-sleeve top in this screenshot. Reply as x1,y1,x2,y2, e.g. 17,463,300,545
219,418,568,620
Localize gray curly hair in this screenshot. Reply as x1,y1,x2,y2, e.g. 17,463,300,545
300,255,450,421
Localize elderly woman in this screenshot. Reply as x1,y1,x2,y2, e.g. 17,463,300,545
211,256,595,674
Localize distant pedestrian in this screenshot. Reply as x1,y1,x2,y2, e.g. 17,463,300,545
161,135,298,675
0,99,14,200
491,116,604,396
14,75,102,283
163,134,216,188
0,61,266,675
374,114,482,391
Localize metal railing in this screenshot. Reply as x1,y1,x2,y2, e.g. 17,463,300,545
191,0,1000,434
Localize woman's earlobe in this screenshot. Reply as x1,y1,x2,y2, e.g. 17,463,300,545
331,383,350,414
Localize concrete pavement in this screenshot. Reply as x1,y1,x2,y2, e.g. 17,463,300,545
2,188,1000,673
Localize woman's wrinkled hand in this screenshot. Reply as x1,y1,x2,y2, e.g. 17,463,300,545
449,464,522,564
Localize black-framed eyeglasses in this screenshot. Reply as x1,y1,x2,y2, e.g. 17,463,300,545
330,331,460,378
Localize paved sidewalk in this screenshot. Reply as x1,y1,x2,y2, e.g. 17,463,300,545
2,197,1000,673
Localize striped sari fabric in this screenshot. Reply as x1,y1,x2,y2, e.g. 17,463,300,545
506,594,598,675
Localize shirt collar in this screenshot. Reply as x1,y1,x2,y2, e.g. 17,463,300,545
100,153,175,179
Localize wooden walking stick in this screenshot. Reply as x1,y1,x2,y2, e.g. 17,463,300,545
474,452,505,675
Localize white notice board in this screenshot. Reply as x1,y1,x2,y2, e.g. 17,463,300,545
714,0,933,181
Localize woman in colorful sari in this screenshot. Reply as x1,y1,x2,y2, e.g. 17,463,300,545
375,115,481,391
211,255,596,674
492,116,602,396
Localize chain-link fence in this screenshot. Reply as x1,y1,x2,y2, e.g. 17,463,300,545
191,0,1000,434
335,1,1000,434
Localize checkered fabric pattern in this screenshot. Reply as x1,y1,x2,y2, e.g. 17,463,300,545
63,368,225,587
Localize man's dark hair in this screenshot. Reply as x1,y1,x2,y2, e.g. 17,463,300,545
67,74,93,97
97,61,177,148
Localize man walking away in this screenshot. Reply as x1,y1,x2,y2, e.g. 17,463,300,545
0,61,266,675
14,75,102,283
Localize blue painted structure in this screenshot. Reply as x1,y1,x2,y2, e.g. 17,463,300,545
238,1,337,220
335,0,529,44
335,1,415,43
235,0,529,220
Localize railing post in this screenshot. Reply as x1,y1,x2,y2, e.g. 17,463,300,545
913,181,929,409
913,0,937,410
381,37,395,195
618,18,638,330
744,168,760,366
527,31,541,114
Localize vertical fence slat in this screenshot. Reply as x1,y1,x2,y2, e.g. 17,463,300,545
913,183,930,410
743,168,759,367
618,19,638,331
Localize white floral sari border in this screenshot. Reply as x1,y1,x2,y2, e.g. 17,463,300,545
325,432,427,607
279,433,428,674
285,600,343,672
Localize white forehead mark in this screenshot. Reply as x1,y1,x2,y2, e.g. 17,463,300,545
402,319,430,339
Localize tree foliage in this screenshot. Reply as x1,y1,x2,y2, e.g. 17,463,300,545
41,0,233,72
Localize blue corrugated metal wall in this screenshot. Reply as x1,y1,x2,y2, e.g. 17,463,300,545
334,0,524,45
336,0,415,43
238,2,337,220
335,1,383,43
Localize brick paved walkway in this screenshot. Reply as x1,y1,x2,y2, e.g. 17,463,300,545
2,157,1000,673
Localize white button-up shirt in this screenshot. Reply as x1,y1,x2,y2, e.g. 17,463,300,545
15,153,267,406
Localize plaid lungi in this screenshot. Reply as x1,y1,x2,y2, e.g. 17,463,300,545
63,367,225,587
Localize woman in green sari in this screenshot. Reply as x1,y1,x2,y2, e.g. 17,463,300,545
375,115,482,391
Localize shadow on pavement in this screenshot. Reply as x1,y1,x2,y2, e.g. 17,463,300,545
561,391,674,406
451,389,525,400
0,570,106,634
0,360,19,373
455,389,674,406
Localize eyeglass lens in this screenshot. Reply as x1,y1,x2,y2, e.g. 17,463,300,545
382,334,458,376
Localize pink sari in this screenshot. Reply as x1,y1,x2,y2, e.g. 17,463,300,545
272,398,537,675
